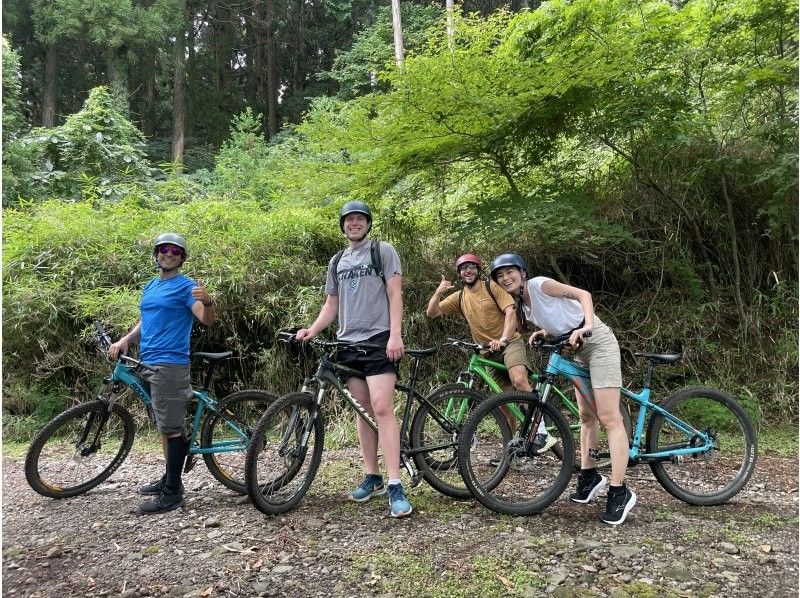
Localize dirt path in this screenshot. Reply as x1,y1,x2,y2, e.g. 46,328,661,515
3,450,798,597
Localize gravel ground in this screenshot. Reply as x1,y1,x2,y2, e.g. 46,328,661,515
3,449,798,597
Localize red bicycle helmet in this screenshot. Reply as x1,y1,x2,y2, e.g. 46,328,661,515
455,253,482,271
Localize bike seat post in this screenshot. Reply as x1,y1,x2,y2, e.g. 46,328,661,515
644,360,655,390
201,360,216,392
407,355,423,394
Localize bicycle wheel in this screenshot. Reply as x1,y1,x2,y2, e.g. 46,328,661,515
245,392,324,515
458,392,574,516
545,388,632,470
410,384,501,499
25,401,136,498
646,387,757,506
200,389,277,494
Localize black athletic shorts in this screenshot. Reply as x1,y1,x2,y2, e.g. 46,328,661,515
335,330,400,380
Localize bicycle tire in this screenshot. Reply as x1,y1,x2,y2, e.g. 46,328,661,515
245,392,324,515
458,392,574,516
200,389,278,494
646,386,757,506
545,388,632,470
25,401,136,498
410,384,500,499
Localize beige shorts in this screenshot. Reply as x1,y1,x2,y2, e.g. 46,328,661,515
575,317,622,389
486,337,531,390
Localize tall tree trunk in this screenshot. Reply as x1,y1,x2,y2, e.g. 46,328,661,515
265,0,278,138
446,0,454,48
391,0,405,68
213,3,232,143
172,8,188,169
42,43,58,128
107,46,128,103
143,49,156,137
244,12,259,110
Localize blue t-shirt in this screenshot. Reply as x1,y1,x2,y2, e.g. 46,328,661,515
140,274,197,365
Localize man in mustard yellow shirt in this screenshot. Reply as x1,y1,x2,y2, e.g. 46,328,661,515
426,254,555,453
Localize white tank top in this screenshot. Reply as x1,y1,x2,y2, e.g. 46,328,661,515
522,277,585,335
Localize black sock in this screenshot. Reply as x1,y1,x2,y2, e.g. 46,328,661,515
579,467,597,478
165,436,189,493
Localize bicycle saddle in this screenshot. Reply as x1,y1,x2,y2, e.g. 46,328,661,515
634,352,682,364
406,347,437,358
192,351,233,361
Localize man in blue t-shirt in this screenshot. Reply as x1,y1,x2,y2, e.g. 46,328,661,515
109,232,216,515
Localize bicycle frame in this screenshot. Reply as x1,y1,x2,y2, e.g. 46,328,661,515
542,351,716,463
108,362,251,457
291,351,457,481
455,349,577,424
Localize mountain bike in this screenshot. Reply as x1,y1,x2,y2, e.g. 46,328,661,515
443,337,632,469
25,321,276,498
244,333,504,515
458,332,758,515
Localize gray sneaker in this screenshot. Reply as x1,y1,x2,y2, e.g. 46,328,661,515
139,475,184,496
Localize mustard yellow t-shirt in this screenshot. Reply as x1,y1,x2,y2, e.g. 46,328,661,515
439,280,520,345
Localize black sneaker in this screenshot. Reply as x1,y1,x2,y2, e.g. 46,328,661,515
138,490,185,515
569,471,607,504
600,484,637,525
139,475,185,496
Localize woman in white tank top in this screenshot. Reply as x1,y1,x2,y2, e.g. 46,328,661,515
488,253,637,526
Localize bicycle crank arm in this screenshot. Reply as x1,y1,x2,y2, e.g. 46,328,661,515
400,455,420,487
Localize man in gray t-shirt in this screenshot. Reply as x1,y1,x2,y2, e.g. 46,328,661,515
296,201,412,518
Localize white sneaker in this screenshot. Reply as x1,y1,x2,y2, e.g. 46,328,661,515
532,433,558,455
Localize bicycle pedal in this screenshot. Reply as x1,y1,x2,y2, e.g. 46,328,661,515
183,454,197,473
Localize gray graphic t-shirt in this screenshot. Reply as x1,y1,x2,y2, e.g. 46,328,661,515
324,240,402,342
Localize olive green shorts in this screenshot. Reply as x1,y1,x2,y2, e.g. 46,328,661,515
485,337,531,391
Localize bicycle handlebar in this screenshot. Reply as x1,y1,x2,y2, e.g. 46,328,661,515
94,320,159,373
444,337,486,352
277,330,381,354
533,330,592,350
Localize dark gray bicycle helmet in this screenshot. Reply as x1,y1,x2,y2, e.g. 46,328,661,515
153,232,189,256
339,200,372,233
489,253,528,281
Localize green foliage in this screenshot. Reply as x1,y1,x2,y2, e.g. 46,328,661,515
2,0,797,439
3,86,156,205
211,109,272,204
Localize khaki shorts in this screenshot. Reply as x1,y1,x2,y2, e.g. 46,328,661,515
140,364,194,435
486,337,531,391
575,317,622,389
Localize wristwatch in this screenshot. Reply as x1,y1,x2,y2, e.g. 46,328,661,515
499,336,508,344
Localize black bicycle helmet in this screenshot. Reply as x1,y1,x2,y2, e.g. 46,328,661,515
153,232,189,257
339,200,372,233
489,253,528,281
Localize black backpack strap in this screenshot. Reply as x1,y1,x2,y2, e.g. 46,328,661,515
371,240,386,286
485,279,503,313
330,249,345,288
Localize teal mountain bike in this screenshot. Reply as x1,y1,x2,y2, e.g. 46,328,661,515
458,332,758,515
25,321,275,498
443,337,632,469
